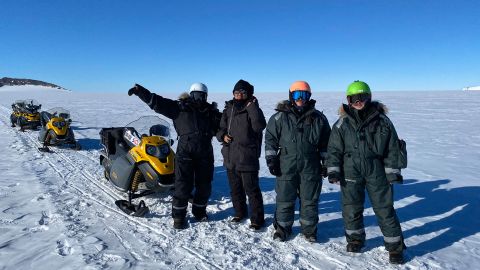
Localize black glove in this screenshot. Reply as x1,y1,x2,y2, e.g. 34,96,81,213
128,84,151,102
386,173,403,184
128,84,142,96
328,172,342,184
320,160,328,178
266,156,281,177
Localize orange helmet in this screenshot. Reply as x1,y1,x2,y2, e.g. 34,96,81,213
289,81,311,93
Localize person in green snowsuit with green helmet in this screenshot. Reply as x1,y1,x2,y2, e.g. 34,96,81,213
265,81,331,242
326,81,407,264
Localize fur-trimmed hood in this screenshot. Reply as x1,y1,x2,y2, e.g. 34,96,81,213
178,92,190,100
338,101,388,117
178,92,218,110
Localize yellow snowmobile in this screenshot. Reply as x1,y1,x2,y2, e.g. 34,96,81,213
99,116,175,217
10,99,41,131
38,107,81,152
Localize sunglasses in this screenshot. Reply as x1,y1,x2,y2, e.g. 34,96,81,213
233,89,247,95
348,93,370,104
291,91,311,101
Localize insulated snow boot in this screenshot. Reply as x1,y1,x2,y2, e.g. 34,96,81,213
249,223,262,231
230,216,244,223
194,214,208,222
304,234,317,243
173,218,187,230
346,241,364,253
389,251,404,264
273,228,290,242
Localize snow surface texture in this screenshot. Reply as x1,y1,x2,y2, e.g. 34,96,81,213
0,86,479,270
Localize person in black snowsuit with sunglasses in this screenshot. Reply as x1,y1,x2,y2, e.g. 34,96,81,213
216,79,266,230
128,83,221,229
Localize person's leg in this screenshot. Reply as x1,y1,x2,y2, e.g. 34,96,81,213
298,173,322,240
341,178,367,250
273,174,299,240
172,151,194,228
241,171,264,226
191,147,214,220
365,175,405,253
227,169,248,220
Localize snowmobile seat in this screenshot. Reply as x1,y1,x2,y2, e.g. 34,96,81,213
100,128,130,157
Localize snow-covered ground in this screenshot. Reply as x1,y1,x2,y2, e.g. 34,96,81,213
0,86,479,269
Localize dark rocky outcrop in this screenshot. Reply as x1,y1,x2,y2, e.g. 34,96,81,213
0,77,66,90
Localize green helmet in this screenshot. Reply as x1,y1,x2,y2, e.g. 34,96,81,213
346,80,371,96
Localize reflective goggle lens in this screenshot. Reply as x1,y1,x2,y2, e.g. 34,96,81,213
190,91,207,102
348,93,370,104
291,91,311,101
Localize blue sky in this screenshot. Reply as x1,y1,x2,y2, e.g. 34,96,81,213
1,0,479,92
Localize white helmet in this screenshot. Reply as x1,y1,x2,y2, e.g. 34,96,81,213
189,82,208,94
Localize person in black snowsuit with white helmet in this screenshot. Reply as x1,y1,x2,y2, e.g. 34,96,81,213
128,83,221,229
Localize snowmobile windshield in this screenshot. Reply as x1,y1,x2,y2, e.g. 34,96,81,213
125,116,172,142
14,99,40,113
14,100,26,106
24,99,41,112
46,107,71,120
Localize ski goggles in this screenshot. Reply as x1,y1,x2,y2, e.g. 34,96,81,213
190,91,207,102
233,89,247,95
291,90,311,101
347,93,371,104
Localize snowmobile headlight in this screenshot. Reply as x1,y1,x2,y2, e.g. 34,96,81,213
145,144,170,159
146,145,158,157
52,121,59,127
159,144,170,156
59,121,66,127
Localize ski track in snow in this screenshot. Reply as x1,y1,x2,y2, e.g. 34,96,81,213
0,105,321,270
1,90,480,270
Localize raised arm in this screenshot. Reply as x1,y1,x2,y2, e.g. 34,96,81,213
128,84,180,119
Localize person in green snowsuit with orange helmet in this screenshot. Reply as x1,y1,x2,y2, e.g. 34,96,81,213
265,81,331,242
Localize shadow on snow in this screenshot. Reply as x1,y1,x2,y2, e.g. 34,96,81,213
76,138,102,150
211,168,480,259
317,179,480,259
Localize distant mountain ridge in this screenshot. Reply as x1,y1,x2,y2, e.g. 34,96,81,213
0,77,66,90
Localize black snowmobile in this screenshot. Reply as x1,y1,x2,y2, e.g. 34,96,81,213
10,99,41,131
99,116,175,217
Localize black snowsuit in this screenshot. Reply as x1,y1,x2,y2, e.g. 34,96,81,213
216,98,266,225
326,101,406,252
265,100,331,237
135,90,221,220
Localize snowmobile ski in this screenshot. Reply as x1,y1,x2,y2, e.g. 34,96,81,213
38,146,53,153
72,143,82,150
115,200,149,217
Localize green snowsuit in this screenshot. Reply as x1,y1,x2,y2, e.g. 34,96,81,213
265,100,331,236
326,101,405,252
